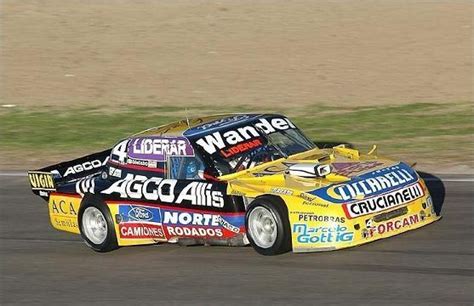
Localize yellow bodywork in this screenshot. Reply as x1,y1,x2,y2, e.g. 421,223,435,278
48,194,81,234
220,146,440,252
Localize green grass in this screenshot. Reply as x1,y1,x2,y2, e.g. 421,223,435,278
0,108,182,151
294,102,473,143
1,102,473,165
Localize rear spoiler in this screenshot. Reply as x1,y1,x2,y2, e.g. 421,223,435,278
27,149,111,199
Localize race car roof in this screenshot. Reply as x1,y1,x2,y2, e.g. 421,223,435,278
133,113,272,138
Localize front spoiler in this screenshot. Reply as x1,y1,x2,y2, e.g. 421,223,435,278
293,215,440,253
291,193,440,253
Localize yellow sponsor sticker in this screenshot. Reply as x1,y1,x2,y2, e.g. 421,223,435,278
288,206,354,251
48,194,81,234
28,171,55,191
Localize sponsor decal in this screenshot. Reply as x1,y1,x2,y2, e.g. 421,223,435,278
297,213,345,224
301,201,329,208
218,216,240,233
162,210,244,238
343,183,423,219
127,158,149,166
125,158,159,168
119,205,161,223
364,214,420,238
166,226,223,238
28,171,55,191
48,196,81,234
118,205,165,239
102,174,224,208
220,138,263,158
271,187,294,196
365,218,375,233
310,163,418,204
332,161,384,177
63,158,108,177
129,206,153,221
163,210,220,226
293,224,354,244
119,223,165,239
109,166,122,178
229,190,246,196
75,177,95,197
128,136,194,161
195,117,296,155
51,199,78,217
299,192,316,202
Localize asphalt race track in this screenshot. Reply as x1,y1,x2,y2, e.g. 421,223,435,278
1,174,473,305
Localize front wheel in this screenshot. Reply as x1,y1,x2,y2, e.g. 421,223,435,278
78,196,118,252
245,197,292,255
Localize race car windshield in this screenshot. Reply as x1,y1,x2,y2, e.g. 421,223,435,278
211,128,315,175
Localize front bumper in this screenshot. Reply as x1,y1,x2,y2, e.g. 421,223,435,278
290,184,440,253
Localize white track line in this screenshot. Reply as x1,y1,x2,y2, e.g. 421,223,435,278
0,172,27,177
426,178,474,182
1,172,472,182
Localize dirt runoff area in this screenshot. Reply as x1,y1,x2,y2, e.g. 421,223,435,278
0,0,472,174
1,0,472,109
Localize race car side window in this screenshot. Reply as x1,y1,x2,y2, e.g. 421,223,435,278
169,156,206,180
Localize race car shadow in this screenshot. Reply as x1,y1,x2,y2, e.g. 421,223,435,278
314,141,354,149
418,171,446,215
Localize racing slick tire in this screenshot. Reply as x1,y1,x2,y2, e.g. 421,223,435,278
78,195,118,252
245,196,292,255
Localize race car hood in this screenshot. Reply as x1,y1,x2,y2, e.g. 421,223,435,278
219,145,419,202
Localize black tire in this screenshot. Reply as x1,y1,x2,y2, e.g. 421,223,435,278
78,195,118,252
245,196,292,255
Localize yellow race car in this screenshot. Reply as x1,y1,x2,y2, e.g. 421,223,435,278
28,114,440,255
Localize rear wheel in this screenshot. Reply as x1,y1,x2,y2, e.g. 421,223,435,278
245,197,292,255
78,196,118,252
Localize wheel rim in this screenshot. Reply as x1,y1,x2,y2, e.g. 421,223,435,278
248,206,277,248
82,207,108,245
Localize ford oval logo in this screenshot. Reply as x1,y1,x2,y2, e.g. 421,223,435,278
128,206,153,221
